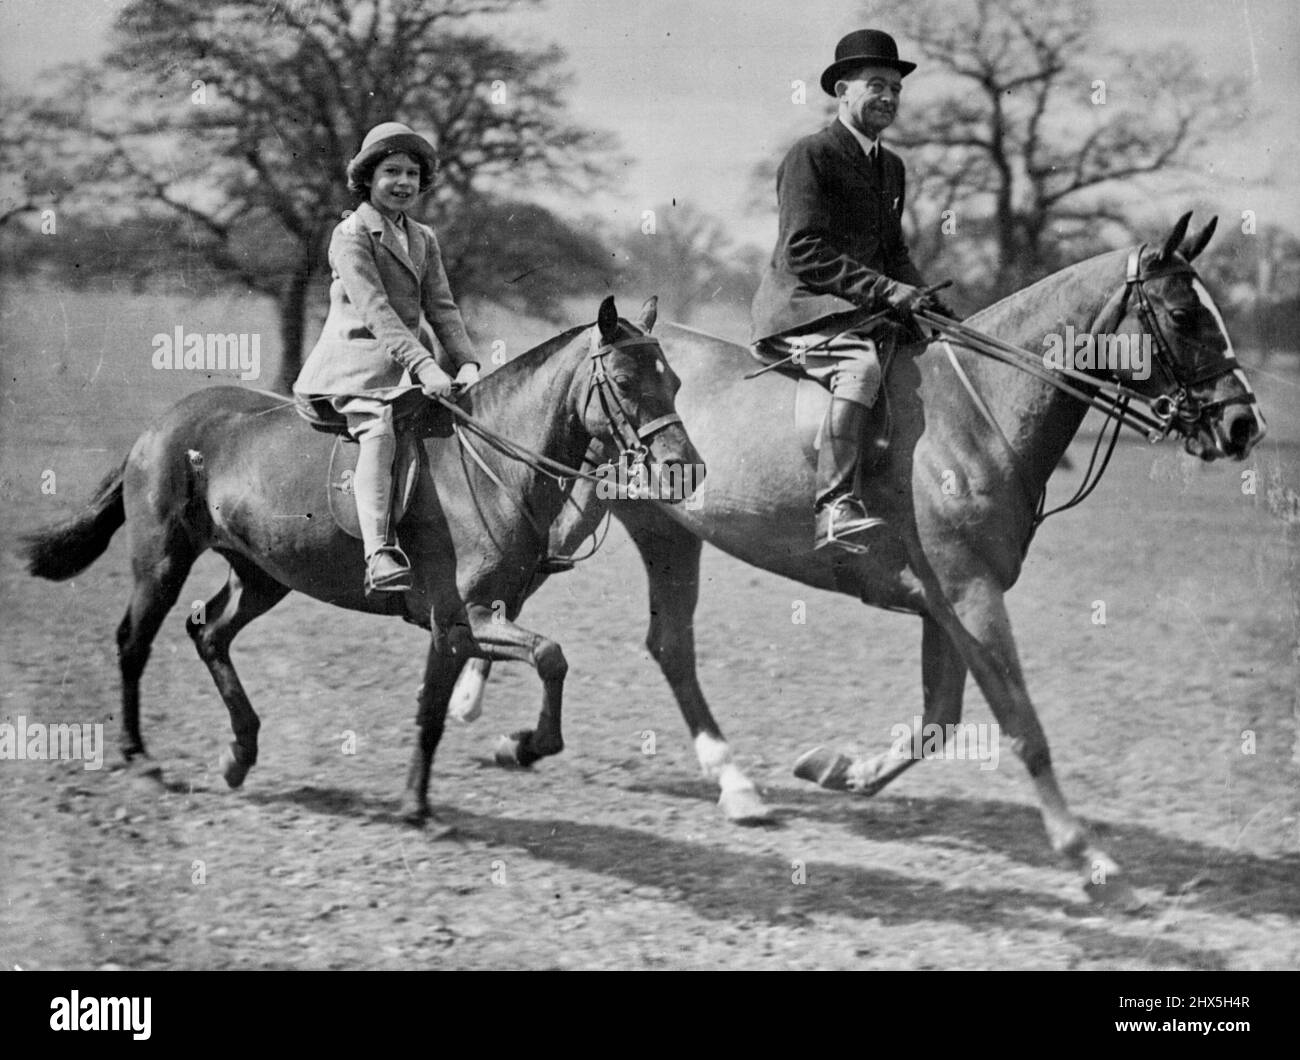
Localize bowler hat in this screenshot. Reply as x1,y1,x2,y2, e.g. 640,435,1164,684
346,122,439,193
820,29,916,96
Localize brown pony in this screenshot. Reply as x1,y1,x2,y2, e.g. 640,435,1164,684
21,297,702,822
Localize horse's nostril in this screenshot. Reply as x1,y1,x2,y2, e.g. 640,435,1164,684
1228,413,1255,451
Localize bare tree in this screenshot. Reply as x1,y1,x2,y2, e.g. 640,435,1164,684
617,201,762,324
4,0,618,389
859,0,1245,299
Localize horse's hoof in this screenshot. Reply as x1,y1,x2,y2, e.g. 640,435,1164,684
398,795,429,826
493,735,525,769
1084,875,1146,913
719,785,773,824
127,760,166,794
793,746,853,791
219,744,250,789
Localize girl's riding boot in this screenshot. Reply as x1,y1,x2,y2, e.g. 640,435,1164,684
353,432,412,593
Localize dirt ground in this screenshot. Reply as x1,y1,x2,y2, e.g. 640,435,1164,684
2,284,1297,970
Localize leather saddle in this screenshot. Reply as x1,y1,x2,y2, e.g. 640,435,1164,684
751,354,888,469
294,390,454,541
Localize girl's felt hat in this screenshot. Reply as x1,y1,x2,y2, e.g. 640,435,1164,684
346,122,439,192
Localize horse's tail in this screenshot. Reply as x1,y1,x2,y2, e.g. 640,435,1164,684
21,458,127,580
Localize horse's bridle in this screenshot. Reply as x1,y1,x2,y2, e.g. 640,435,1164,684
923,243,1260,545
1105,245,1254,435
444,324,688,566
581,329,683,473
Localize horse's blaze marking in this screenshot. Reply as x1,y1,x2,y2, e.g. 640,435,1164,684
1192,277,1265,425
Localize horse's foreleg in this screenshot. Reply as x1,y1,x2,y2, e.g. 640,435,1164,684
795,612,968,796
466,605,567,769
626,516,769,823
929,579,1137,907
186,558,289,789
448,657,491,722
399,621,469,825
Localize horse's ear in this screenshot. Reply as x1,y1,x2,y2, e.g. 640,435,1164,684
636,296,658,334
1181,216,1218,262
1156,211,1193,264
597,296,619,345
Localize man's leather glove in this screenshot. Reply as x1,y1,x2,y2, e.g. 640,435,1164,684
883,281,928,316
881,282,929,344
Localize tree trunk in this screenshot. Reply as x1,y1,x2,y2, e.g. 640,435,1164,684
272,259,312,393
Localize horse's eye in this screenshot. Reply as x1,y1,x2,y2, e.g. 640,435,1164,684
1170,308,1192,327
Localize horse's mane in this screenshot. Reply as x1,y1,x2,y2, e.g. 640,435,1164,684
477,321,591,389
453,320,592,427
969,245,1127,331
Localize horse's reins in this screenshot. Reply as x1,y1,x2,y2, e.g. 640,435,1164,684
916,244,1247,539
438,329,681,563
921,246,1247,441
743,281,954,380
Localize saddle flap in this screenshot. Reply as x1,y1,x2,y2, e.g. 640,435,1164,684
327,433,423,541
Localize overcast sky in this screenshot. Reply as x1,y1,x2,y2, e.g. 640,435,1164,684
2,0,1297,246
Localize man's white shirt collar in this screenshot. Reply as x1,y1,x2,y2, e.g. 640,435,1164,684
838,114,880,160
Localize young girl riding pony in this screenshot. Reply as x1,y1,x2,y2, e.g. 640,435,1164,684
295,122,480,593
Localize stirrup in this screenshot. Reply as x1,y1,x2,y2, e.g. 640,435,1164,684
814,496,886,554
365,544,413,593
536,555,576,575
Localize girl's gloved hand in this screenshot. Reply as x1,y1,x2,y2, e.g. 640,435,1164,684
415,361,453,398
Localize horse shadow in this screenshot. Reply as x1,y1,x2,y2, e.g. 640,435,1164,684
628,774,1300,918
244,780,1293,968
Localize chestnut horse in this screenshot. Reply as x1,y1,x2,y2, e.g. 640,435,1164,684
457,214,1266,904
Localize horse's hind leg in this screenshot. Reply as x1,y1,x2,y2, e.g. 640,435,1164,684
186,556,289,788
116,529,198,769
795,613,968,795
400,623,471,824
625,512,769,823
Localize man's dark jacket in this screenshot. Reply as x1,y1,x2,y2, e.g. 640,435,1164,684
751,119,925,343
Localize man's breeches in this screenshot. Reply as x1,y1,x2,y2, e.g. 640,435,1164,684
757,329,882,408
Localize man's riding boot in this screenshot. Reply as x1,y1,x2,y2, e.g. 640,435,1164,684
813,397,885,551
354,433,412,593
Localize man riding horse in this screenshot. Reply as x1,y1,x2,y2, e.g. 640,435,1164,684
752,29,953,552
